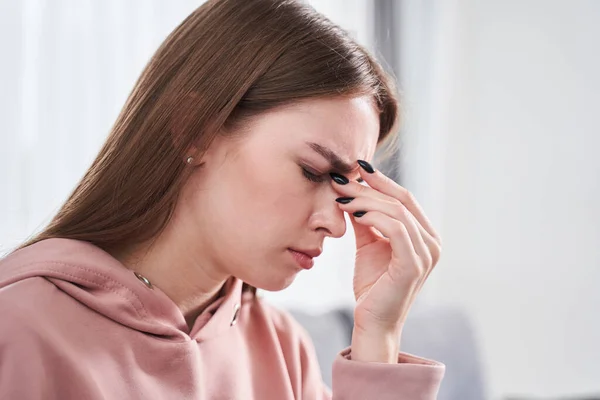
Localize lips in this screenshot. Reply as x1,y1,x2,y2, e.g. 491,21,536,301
288,249,316,270
288,248,322,258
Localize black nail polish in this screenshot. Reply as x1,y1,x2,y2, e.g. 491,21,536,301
353,211,367,217
335,197,354,204
357,160,375,174
330,172,349,185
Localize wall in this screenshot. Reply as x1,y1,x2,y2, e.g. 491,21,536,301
399,0,600,397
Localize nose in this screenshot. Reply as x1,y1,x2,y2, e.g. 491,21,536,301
309,191,347,239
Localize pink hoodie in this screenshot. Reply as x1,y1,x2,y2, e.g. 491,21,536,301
0,238,444,399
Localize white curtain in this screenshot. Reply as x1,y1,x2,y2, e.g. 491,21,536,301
0,0,376,312
0,0,206,252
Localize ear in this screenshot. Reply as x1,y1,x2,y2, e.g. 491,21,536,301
183,146,204,167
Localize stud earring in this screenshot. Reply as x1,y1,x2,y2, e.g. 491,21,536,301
186,156,194,164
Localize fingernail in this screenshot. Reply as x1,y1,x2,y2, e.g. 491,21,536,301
357,160,375,174
353,211,367,217
330,172,349,185
335,197,354,204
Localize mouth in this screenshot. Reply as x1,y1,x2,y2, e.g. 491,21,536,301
287,248,321,270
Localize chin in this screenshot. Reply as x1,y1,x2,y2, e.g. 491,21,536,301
247,273,298,292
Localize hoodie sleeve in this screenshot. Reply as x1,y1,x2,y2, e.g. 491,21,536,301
290,318,445,399
329,347,445,400
266,303,445,400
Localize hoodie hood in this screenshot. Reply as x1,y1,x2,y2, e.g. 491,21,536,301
0,238,244,342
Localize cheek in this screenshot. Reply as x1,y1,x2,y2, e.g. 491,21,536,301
205,173,285,239
229,174,313,250
236,160,306,212
191,156,314,250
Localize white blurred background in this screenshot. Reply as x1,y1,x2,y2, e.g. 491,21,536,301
1,1,599,399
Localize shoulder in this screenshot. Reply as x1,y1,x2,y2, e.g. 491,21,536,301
0,277,61,340
0,278,76,398
0,278,65,377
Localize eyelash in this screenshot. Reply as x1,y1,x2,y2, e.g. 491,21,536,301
302,167,326,183
301,167,364,184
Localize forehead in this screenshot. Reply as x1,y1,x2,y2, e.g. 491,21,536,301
279,96,380,161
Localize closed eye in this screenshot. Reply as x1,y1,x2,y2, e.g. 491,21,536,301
302,167,326,183
301,166,364,184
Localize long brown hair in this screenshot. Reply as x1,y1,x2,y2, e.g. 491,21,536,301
13,0,401,294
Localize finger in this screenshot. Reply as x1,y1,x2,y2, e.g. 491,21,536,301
331,177,395,205
340,195,441,292
332,175,439,247
415,225,441,292
354,163,440,243
349,211,388,249
330,168,442,259
337,197,430,262
350,210,422,282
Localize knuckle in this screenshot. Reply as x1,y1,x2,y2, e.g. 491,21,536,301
422,251,433,268
407,264,422,280
356,184,368,195
400,205,412,220
404,190,416,205
436,235,443,247
391,220,407,237
392,201,410,219
432,243,442,263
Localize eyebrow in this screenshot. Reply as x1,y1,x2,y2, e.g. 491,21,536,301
305,141,359,175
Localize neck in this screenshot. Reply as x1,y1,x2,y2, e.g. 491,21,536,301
114,232,230,331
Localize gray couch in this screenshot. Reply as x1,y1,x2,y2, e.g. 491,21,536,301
290,305,487,400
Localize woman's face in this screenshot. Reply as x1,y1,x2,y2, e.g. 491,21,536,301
179,96,380,291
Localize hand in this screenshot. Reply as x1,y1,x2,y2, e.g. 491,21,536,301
330,160,442,361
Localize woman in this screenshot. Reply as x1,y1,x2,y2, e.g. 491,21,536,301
0,0,444,399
